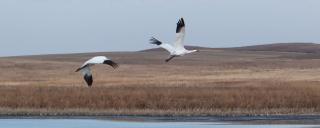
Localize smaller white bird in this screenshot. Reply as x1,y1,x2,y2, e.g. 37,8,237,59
150,18,199,62
75,56,119,87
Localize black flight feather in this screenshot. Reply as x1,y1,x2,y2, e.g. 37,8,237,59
176,18,185,33
84,74,93,87
149,37,162,45
103,60,119,69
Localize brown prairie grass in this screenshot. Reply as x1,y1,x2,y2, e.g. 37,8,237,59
0,81,319,116
1,50,320,115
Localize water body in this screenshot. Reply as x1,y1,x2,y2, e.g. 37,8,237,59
0,119,318,128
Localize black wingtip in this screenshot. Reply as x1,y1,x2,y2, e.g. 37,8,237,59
176,17,185,33
149,37,162,45
103,60,119,69
84,74,93,87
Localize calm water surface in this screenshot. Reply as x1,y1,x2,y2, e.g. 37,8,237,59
0,119,318,128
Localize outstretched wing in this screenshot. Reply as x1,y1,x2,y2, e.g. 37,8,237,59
78,66,93,86
150,37,175,54
84,73,93,87
173,18,186,51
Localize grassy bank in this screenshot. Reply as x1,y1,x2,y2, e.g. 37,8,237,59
0,83,319,116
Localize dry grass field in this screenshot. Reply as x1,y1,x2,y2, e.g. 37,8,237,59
1,44,320,116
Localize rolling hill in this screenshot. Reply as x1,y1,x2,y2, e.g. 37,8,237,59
142,43,320,54
232,43,320,53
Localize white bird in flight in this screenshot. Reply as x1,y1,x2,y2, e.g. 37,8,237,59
150,18,199,62
75,56,119,87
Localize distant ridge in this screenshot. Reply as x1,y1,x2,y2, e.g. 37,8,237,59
142,43,320,53
233,43,320,53
141,46,214,52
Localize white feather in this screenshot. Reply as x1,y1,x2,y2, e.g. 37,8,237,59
80,66,91,76
159,43,175,55
174,27,186,51
81,56,109,67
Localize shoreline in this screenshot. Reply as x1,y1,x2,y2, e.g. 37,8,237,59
1,115,320,124
0,108,320,116
1,109,320,124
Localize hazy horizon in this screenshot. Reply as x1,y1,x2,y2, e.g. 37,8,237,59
1,0,320,56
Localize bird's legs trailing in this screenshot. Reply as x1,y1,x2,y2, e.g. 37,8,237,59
165,55,176,62
187,49,199,54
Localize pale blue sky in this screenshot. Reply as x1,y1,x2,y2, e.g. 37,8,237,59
1,0,320,56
